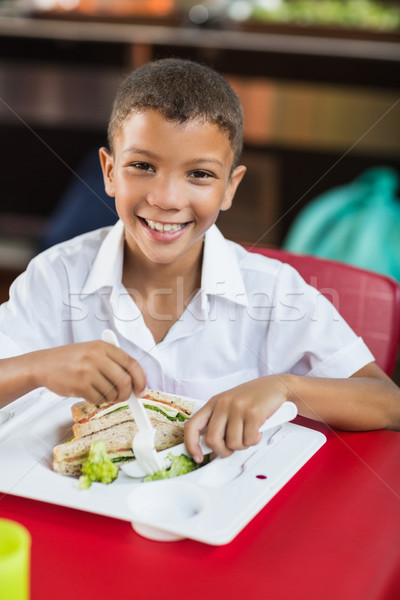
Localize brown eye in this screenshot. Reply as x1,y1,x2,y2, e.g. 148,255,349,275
132,162,155,172
189,170,213,179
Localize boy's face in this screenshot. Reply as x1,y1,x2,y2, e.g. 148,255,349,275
100,109,246,266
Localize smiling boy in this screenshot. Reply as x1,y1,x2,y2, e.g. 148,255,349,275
0,58,399,461
100,107,245,344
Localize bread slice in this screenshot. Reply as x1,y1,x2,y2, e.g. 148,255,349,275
71,389,194,440
71,388,193,420
53,417,185,477
72,405,132,439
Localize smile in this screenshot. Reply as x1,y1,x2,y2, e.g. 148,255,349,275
142,218,188,233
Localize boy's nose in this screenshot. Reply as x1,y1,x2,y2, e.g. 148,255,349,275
146,176,186,211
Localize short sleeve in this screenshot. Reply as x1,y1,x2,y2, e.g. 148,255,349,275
0,254,69,354
265,263,374,378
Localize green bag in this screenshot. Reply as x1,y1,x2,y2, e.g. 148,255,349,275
283,167,400,282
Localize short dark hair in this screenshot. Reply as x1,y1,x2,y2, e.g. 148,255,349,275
108,58,243,167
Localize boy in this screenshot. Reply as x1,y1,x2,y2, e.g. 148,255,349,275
0,58,399,463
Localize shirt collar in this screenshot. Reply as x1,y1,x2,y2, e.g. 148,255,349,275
81,219,125,295
81,221,248,307
201,225,248,308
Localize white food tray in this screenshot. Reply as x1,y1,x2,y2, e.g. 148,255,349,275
0,392,326,545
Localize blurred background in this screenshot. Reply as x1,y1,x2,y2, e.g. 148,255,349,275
0,0,399,300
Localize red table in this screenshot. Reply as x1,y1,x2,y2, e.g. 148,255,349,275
1,418,399,600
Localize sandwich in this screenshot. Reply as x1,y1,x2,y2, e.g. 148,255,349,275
52,389,194,478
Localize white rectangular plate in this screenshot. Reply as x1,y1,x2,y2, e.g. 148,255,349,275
0,393,326,544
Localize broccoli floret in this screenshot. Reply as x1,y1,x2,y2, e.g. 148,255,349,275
144,453,209,482
77,440,118,489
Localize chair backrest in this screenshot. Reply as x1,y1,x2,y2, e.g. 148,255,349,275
245,247,400,377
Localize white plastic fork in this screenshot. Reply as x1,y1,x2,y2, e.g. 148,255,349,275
101,329,162,475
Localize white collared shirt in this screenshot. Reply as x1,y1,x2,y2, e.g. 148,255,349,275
0,221,373,401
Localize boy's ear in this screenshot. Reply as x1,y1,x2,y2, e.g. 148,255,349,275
99,147,116,197
221,165,247,211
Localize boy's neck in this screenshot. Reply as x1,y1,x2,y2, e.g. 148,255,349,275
122,238,204,344
122,237,203,298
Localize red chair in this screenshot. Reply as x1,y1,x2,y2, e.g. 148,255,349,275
245,247,400,377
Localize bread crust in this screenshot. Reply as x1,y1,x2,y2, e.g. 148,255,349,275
53,459,82,477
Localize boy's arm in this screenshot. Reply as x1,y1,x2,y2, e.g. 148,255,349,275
0,342,146,409
184,363,400,462
285,362,400,431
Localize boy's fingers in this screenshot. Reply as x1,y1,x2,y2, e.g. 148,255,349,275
195,400,234,458
242,419,263,448
204,420,233,458
105,344,147,397
127,360,147,396
184,406,213,463
96,361,132,401
225,414,247,451
81,378,115,405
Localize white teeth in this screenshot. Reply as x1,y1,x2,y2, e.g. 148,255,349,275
144,219,185,233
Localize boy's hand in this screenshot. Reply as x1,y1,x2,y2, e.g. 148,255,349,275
184,376,290,463
33,341,146,405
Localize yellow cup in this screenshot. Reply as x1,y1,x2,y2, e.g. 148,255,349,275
0,519,31,600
